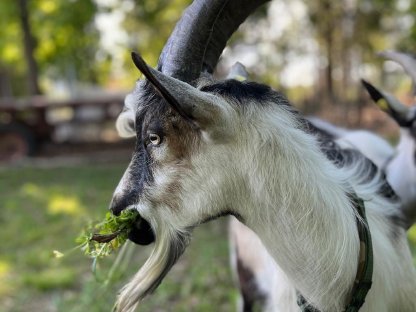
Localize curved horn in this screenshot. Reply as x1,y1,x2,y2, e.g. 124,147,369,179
378,50,416,95
158,0,270,84
361,79,411,127
132,52,224,128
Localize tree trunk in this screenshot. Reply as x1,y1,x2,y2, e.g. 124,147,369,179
18,0,41,95
0,66,12,97
323,0,334,104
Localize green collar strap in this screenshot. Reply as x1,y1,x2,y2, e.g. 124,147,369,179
297,193,373,312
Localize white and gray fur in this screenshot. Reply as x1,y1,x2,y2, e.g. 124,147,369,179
229,52,416,312
307,116,395,170
110,54,416,312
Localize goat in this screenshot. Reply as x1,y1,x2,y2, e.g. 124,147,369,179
110,50,416,310
361,50,416,227
108,0,416,310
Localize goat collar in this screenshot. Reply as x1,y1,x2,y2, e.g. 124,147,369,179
297,193,374,312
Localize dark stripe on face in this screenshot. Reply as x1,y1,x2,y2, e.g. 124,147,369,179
120,82,171,211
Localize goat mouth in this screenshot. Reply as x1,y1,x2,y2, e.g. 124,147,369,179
128,215,155,245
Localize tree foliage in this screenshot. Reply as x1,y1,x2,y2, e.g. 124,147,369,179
0,0,415,99
0,0,98,96
120,0,191,78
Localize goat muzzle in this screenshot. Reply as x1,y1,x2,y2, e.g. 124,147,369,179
109,195,155,245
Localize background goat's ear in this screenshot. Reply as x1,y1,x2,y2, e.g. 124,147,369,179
227,62,249,81
361,79,411,127
378,50,416,96
131,52,222,128
116,93,136,138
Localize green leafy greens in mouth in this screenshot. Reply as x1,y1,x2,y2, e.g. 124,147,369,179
75,210,139,258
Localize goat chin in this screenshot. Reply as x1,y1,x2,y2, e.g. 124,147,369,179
115,223,190,312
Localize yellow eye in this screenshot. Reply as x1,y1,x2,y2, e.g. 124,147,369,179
149,133,161,146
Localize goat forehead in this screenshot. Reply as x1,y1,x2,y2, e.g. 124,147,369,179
134,90,171,133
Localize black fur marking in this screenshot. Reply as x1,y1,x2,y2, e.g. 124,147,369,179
302,119,338,141
110,83,166,216
322,145,398,200
200,210,244,225
236,249,267,312
200,79,291,108
302,117,399,201
410,120,416,139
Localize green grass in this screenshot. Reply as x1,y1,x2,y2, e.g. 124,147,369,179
0,163,415,312
0,164,237,312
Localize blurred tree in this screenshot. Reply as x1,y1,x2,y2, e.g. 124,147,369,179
121,0,191,75
306,0,400,104
0,0,414,102
0,1,25,96
18,0,41,95
31,0,99,91
0,0,99,97
397,0,416,53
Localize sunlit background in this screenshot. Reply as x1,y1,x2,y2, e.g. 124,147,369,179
0,0,415,311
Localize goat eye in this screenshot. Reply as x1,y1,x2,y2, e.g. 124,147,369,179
149,133,161,146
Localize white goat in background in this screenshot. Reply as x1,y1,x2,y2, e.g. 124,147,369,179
110,52,416,311
311,50,416,227
362,50,416,227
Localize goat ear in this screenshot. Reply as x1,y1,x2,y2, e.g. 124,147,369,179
131,52,222,128
361,79,411,127
227,62,249,81
116,93,136,138
378,50,416,96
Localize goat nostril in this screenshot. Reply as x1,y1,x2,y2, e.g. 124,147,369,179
111,208,121,216
109,190,136,216
109,196,126,216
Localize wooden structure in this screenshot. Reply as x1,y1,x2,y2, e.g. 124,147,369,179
0,93,125,162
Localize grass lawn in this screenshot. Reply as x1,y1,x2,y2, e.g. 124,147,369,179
0,163,237,312
0,163,415,312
